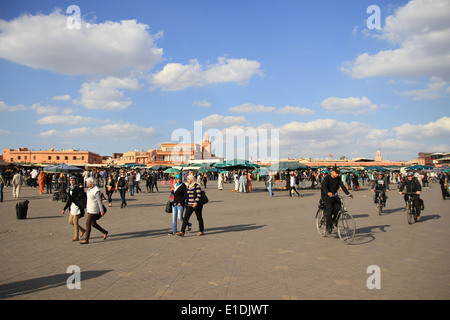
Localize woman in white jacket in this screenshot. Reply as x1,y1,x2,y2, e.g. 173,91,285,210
81,177,108,244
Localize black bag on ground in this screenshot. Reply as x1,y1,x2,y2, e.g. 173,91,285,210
16,200,29,219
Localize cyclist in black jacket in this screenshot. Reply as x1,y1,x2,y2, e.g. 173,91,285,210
321,167,352,234
398,172,422,220
370,172,390,207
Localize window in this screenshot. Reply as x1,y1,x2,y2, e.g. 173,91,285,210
65,156,68,160
73,156,76,160
48,156,51,160
56,156,60,160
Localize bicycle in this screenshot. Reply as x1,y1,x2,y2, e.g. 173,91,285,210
403,192,419,224
374,190,385,216
315,193,356,244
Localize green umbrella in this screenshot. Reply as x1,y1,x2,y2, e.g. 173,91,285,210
44,163,83,173
270,161,308,171
213,159,259,170
365,165,388,172
149,164,170,171
164,167,180,173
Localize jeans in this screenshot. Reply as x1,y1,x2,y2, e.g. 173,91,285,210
129,184,135,196
268,183,274,196
119,188,127,207
172,205,191,233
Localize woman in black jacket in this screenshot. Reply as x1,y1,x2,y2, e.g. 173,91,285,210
61,176,86,241
169,174,191,235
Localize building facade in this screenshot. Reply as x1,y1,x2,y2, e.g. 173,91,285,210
2,148,103,165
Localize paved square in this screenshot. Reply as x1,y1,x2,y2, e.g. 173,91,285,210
0,180,449,300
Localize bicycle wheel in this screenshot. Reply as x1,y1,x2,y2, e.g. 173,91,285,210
378,197,383,216
337,212,356,244
315,209,328,237
407,203,414,224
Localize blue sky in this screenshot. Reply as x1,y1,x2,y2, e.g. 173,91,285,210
0,0,449,161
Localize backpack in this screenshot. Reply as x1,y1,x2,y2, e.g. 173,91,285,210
194,183,209,206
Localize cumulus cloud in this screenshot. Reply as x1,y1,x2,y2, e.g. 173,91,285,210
52,94,71,101
192,100,212,107
200,114,249,127
228,103,276,113
36,115,110,126
38,121,156,140
74,76,140,110
399,77,449,100
0,10,163,77
149,57,263,91
0,101,27,112
393,116,450,140
341,0,450,80
320,96,377,115
276,105,315,115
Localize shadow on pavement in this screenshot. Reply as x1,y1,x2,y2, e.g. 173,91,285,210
0,270,112,299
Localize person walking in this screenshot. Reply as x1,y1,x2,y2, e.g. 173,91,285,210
81,177,108,244
268,173,274,197
61,176,86,241
151,171,159,193
39,171,45,194
169,174,191,235
11,170,23,198
246,171,252,192
116,170,128,208
177,174,205,237
105,175,115,207
289,172,300,197
0,171,5,202
218,172,224,190
45,172,53,194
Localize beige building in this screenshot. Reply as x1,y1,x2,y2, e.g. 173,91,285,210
2,148,103,165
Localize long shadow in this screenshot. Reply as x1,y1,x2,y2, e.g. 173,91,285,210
0,270,112,299
106,228,171,241
206,223,266,235
353,224,391,245
419,214,441,222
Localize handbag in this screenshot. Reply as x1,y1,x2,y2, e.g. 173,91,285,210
165,200,173,213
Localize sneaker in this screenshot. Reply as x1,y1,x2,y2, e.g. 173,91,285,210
168,232,175,235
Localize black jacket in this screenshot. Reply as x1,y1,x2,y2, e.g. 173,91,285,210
321,175,350,199
399,177,422,193
172,183,187,205
63,185,86,214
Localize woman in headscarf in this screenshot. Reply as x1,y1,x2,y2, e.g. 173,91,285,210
169,174,191,235
177,174,204,237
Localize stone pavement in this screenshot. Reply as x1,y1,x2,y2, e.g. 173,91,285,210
0,179,449,300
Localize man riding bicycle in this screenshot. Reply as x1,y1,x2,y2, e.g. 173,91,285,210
398,171,422,220
370,172,390,207
321,167,352,234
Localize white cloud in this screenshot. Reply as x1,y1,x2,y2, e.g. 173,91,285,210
0,101,27,112
192,100,212,107
200,114,249,127
0,10,163,77
320,96,377,115
74,76,140,111
149,57,263,91
228,103,276,113
276,105,315,115
399,77,448,100
38,122,156,140
394,116,450,140
342,0,450,80
36,115,110,126
52,94,71,101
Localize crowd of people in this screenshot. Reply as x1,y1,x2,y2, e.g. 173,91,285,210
0,165,449,244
